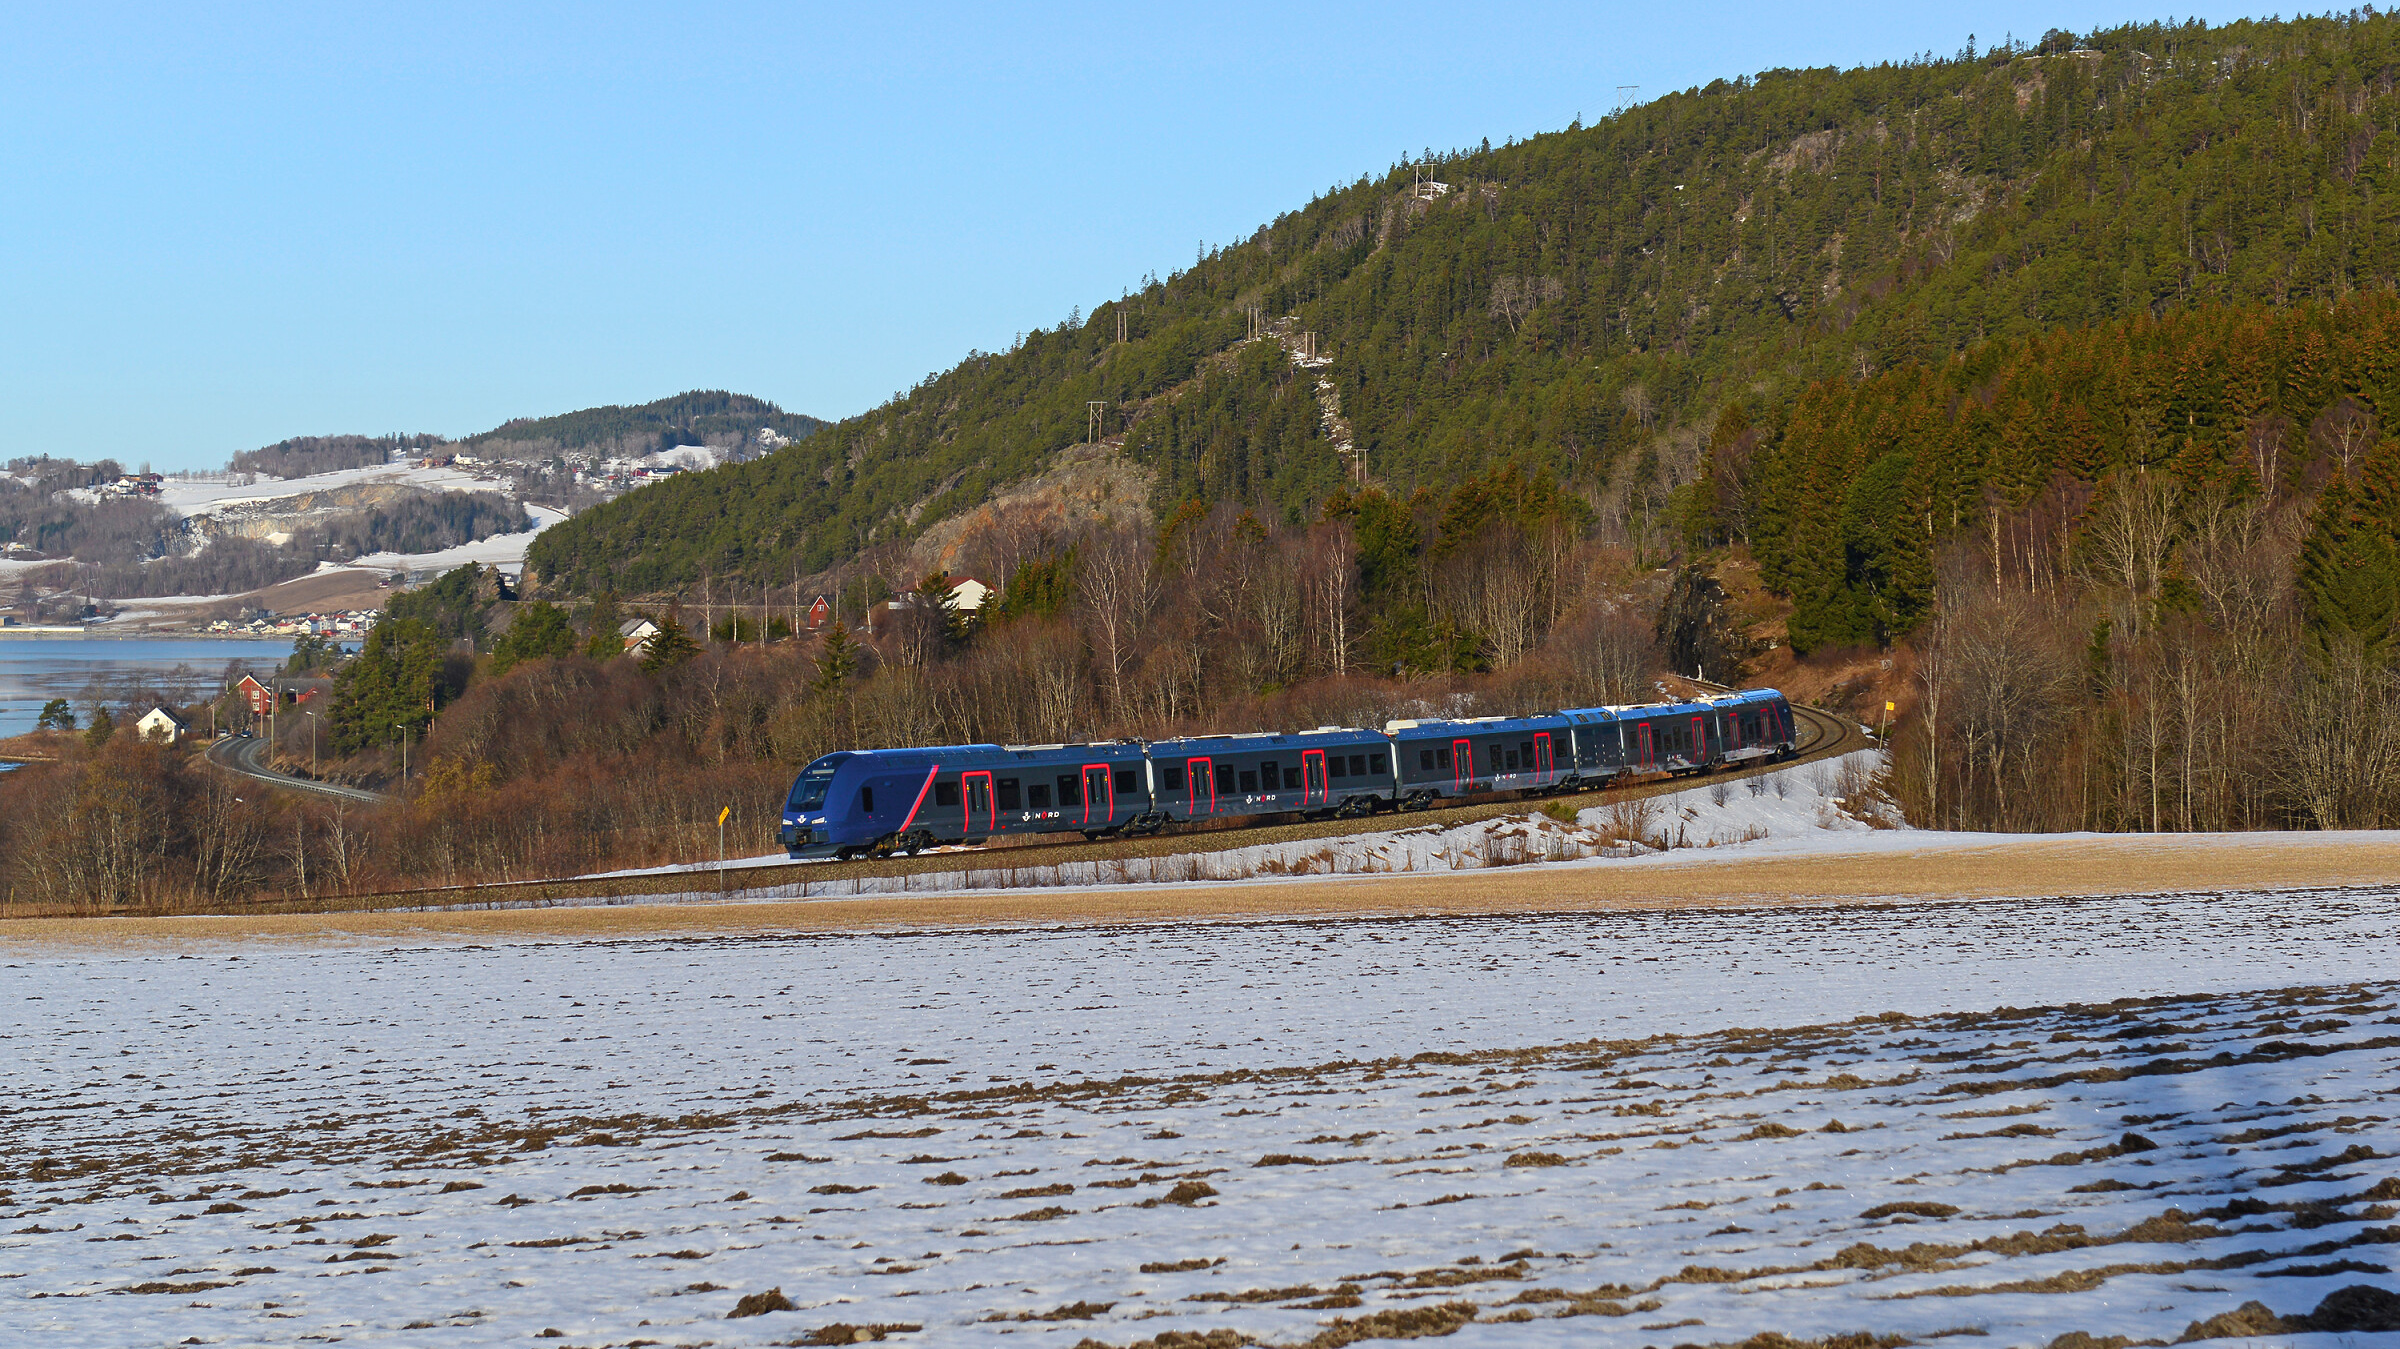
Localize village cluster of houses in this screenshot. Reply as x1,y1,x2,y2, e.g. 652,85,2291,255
576,463,687,490
205,609,375,637
121,671,329,747
93,472,165,499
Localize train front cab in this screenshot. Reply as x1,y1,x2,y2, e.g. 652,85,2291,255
783,749,920,858
783,742,1154,859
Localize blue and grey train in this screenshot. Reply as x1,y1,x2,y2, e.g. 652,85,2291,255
778,688,1795,859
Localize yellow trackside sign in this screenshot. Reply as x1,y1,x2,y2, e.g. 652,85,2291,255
719,806,731,826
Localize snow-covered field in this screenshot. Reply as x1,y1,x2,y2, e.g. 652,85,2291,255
4,888,2395,1347
148,462,565,578
144,463,504,519
347,502,567,575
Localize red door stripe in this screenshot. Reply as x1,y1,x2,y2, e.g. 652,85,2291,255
897,764,940,837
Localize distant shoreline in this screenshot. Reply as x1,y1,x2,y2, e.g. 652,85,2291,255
0,628,292,642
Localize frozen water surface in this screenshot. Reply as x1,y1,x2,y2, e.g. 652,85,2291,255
2,887,2395,1347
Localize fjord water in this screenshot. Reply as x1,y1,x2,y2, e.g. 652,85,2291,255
0,637,282,740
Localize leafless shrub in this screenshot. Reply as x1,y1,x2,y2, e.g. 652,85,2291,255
1602,797,1661,847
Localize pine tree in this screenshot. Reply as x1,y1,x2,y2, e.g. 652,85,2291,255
2297,441,2400,662
812,621,860,694
328,617,446,754
491,600,578,675
639,616,700,674
583,591,625,660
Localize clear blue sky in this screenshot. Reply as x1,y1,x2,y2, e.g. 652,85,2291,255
2,2,2261,471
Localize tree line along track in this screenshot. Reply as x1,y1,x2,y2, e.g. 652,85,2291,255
199,704,1871,918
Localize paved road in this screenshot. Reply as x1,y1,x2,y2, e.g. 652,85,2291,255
203,734,387,805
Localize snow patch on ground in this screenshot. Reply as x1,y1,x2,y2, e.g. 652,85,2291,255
146,461,502,520
347,502,566,575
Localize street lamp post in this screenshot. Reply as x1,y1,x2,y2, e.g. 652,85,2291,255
394,723,409,784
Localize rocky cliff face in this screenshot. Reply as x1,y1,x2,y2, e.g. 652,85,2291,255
195,482,427,545
1654,565,1752,685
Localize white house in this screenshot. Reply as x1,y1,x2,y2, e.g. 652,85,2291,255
618,617,662,655
947,576,993,613
135,706,188,743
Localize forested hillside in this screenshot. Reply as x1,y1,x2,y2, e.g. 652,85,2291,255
463,390,823,458
534,12,2400,603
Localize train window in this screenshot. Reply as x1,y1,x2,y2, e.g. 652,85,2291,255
1028,782,1052,808
1348,754,1366,777
1437,746,1452,769
934,780,959,807
1162,765,1184,791
1259,760,1278,789
1368,753,1386,775
1505,750,1519,771
1520,741,1534,764
997,777,1021,809
860,786,876,814
1057,775,1079,806
1328,756,1348,779
1285,767,1302,788
1238,770,1258,793
1418,749,1435,771
1115,767,1139,793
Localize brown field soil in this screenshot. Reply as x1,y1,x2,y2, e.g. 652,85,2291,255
8,829,2395,947
251,568,393,613
115,567,395,629
200,568,393,622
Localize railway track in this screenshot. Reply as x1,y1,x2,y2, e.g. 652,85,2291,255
209,702,1873,917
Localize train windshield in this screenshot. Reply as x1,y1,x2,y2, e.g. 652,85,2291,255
787,758,846,811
